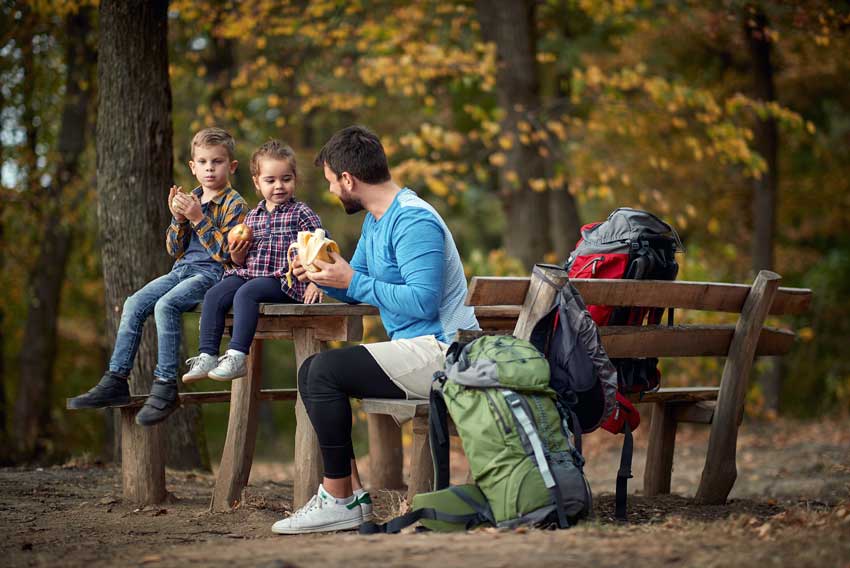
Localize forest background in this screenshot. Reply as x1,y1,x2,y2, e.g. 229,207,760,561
1,0,848,473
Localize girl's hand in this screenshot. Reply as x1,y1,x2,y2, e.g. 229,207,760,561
303,283,324,304
229,238,250,265
168,185,187,222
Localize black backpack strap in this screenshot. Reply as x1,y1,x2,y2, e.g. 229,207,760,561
614,420,634,522
359,507,486,534
429,386,451,491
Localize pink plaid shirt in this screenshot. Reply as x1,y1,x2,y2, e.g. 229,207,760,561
227,198,324,302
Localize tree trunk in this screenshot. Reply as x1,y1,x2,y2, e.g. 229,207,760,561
14,7,96,459
743,4,781,413
475,0,555,269
549,187,582,262
98,0,208,472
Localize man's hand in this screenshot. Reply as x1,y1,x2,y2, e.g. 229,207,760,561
229,239,250,265
303,283,324,304
291,255,310,283
304,251,354,290
168,185,187,222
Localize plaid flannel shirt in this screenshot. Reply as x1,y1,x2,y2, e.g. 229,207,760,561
227,198,324,302
166,186,247,270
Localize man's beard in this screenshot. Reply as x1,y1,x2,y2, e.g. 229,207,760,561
339,190,364,215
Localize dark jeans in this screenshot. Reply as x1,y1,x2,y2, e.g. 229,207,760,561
199,275,296,355
298,345,405,478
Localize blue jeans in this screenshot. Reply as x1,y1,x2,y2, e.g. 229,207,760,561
108,263,222,380
198,275,295,355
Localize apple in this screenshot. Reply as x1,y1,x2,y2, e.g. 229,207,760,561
228,223,253,245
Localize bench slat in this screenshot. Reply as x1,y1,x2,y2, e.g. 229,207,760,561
601,325,795,357
467,277,812,315
68,388,299,410
456,325,794,357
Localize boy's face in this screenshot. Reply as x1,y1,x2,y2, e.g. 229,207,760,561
253,158,296,207
189,144,237,192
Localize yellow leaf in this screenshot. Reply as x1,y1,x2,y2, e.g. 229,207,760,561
498,134,513,150
489,152,507,167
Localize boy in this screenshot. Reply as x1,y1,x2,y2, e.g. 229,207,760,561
68,127,247,426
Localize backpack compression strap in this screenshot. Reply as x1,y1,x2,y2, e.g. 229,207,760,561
501,390,570,529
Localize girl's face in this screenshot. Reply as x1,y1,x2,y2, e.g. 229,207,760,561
253,158,296,208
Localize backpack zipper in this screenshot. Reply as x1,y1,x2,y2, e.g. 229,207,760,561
576,256,605,276
484,391,511,435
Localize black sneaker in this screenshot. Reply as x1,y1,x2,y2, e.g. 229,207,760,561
67,373,130,409
135,380,179,426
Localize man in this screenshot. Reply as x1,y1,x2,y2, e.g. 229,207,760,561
271,125,479,534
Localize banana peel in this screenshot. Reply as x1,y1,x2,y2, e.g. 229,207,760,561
285,228,340,287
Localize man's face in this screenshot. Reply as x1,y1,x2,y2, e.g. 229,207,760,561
323,163,363,215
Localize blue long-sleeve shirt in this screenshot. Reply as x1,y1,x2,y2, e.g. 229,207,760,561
324,188,479,342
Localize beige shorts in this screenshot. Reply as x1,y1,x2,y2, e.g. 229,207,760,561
363,335,449,399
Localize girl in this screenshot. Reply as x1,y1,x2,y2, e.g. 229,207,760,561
183,140,324,382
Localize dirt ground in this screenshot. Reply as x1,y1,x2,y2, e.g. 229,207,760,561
2,418,849,568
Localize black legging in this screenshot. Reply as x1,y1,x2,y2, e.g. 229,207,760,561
298,345,405,478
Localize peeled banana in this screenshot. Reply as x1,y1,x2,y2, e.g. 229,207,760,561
285,228,340,287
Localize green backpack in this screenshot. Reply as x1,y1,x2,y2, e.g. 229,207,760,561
362,335,592,534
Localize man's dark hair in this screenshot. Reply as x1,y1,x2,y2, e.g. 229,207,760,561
314,125,391,184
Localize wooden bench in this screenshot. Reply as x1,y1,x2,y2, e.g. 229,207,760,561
70,303,377,508
361,265,812,505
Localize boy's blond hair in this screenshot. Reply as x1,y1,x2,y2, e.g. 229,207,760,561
191,127,236,161
250,139,297,178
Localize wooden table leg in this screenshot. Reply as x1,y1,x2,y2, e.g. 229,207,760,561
211,340,263,511
121,407,167,504
293,328,323,508
408,415,434,502
367,414,404,490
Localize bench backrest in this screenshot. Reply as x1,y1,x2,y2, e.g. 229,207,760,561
467,269,812,359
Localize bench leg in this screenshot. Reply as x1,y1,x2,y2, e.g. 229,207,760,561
121,407,167,504
696,270,780,505
211,340,263,511
293,328,324,509
407,415,433,502
644,402,677,496
367,414,404,490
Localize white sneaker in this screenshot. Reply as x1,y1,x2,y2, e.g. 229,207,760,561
181,353,218,384
271,484,363,534
208,349,247,381
354,488,373,522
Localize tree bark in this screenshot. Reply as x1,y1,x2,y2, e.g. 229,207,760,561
475,0,560,269
743,4,781,412
14,7,96,458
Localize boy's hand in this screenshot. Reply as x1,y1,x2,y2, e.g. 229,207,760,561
168,185,187,222
304,252,354,290
303,283,324,304
229,238,250,265
181,193,204,224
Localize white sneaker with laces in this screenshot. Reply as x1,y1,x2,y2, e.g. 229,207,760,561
354,488,373,522
208,349,248,381
181,353,218,384
272,484,363,535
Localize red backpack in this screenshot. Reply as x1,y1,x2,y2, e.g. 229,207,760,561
566,208,681,520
